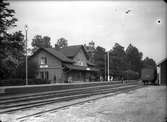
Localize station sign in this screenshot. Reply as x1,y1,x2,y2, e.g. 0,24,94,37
86,67,90,71
40,65,48,68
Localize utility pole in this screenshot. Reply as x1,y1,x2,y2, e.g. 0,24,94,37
25,25,28,85
104,53,106,81
107,51,110,81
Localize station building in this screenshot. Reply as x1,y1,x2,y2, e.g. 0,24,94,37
29,45,99,83
157,58,167,85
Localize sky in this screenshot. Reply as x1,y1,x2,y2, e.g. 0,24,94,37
8,0,166,63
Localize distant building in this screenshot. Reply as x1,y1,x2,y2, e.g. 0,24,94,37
157,58,167,85
29,45,99,83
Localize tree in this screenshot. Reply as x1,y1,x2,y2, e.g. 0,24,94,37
0,0,25,80
94,46,106,78
15,60,38,79
109,43,126,78
110,43,126,57
31,35,52,53
142,57,156,69
0,1,17,36
56,37,68,48
125,44,143,73
84,41,96,63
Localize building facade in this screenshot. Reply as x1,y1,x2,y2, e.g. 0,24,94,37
29,45,99,83
157,58,167,85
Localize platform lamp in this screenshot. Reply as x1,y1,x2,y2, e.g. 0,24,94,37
25,25,28,85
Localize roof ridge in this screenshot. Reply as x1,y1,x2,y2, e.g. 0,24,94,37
61,45,82,48
42,48,73,63
157,57,167,66
59,45,82,58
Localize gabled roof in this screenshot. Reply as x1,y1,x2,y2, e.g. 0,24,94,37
43,48,74,63
157,57,167,66
87,60,96,66
31,48,73,63
64,64,99,72
30,45,91,64
60,45,89,59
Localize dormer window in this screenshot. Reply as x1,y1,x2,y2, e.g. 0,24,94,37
40,57,47,65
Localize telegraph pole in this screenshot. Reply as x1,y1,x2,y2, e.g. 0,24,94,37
107,51,110,81
104,53,106,81
25,25,28,85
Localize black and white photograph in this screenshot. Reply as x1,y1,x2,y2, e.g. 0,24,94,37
0,0,166,122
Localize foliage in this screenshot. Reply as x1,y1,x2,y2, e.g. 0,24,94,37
28,79,50,85
96,43,145,80
125,44,143,73
94,46,106,77
109,43,127,77
15,60,38,79
0,0,17,34
1,31,25,79
0,79,25,86
56,37,68,48
122,70,139,80
142,57,156,69
0,79,50,86
110,43,126,57
0,0,25,80
84,41,96,63
31,35,52,53
7,31,25,60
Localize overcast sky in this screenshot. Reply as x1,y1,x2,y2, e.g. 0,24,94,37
9,1,166,63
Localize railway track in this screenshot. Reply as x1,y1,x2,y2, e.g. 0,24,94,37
0,81,143,121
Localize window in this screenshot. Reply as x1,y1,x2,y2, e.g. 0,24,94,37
40,71,49,80
40,57,47,65
45,71,49,80
53,75,56,81
76,59,83,66
40,72,44,80
80,61,84,66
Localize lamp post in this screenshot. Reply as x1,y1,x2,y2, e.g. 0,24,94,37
25,25,28,85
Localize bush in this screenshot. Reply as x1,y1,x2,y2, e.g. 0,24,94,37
0,79,25,86
122,70,139,80
15,60,38,79
0,79,50,86
28,79,50,85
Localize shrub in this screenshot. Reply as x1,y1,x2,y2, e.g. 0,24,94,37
0,79,50,86
28,79,50,85
0,79,25,86
122,70,139,80
15,60,38,79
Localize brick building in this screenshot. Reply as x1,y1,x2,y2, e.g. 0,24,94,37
29,45,99,83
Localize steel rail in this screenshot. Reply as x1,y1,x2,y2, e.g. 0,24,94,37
16,84,143,121
0,83,128,103
0,84,138,113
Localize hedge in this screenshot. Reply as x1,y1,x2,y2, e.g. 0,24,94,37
122,70,139,80
0,79,50,86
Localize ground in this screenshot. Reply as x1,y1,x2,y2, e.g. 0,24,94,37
0,86,166,122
